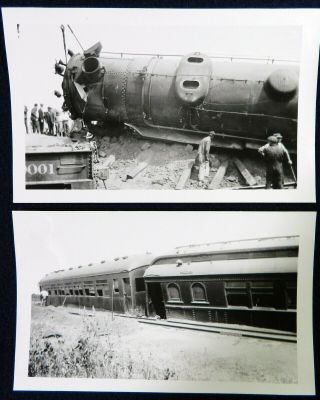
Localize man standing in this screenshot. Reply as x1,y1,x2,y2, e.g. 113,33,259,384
38,104,45,134
55,110,63,136
197,131,215,164
45,106,54,135
24,106,29,134
273,133,293,166
30,103,39,133
258,135,288,189
40,290,49,307
86,132,100,163
195,131,215,182
62,111,70,136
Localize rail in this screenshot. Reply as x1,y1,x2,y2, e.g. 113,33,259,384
138,318,297,343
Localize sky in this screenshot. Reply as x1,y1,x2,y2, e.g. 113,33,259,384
3,8,302,111
13,211,309,293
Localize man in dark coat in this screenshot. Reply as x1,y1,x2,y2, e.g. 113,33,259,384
45,106,55,135
38,104,44,134
30,103,39,133
258,135,288,189
24,106,29,134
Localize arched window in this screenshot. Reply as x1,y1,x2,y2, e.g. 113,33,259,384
167,283,181,301
191,283,207,302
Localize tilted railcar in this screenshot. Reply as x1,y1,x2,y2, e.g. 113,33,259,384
57,42,299,151
39,236,298,333
144,236,298,332
39,253,156,314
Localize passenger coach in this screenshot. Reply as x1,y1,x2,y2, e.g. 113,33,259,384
39,236,298,333
39,253,156,314
144,236,298,332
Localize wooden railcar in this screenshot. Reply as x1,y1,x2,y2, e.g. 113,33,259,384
144,236,298,332
39,253,156,314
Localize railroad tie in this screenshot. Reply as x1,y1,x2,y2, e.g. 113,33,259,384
208,160,229,189
233,157,257,186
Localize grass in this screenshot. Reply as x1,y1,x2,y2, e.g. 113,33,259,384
28,313,176,380
28,304,298,382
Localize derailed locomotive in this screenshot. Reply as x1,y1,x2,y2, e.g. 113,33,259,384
56,42,299,151
39,236,298,333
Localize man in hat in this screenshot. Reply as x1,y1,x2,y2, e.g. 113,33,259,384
273,133,292,165
258,135,288,189
196,131,215,165
62,111,70,136
24,106,29,134
45,106,55,135
38,104,45,134
195,131,215,182
30,103,39,133
86,132,100,163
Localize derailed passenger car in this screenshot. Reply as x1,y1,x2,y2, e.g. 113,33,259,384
39,253,156,314
39,236,298,333
144,236,298,332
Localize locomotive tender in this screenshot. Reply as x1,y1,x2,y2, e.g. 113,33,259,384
57,42,299,151
39,236,298,333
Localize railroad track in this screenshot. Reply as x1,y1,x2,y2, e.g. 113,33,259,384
138,318,297,343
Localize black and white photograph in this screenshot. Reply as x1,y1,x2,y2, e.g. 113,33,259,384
12,212,316,394
2,8,319,202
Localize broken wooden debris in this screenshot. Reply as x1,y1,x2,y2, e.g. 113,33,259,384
233,157,257,186
175,161,194,190
126,161,148,179
42,331,63,339
208,160,229,189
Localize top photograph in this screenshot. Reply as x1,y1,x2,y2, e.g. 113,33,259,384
3,8,319,203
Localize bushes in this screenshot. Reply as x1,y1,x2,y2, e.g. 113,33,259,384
28,315,176,380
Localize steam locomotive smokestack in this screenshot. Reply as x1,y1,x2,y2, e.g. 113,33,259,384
68,49,74,57
81,56,102,83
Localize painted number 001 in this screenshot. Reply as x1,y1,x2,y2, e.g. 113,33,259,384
26,163,54,175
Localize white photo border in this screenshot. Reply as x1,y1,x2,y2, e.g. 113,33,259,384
12,211,316,394
2,7,319,203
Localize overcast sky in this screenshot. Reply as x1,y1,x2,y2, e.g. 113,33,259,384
13,211,308,293
3,8,301,111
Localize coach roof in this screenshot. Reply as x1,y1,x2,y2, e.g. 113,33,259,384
40,253,157,285
152,236,299,263
144,256,297,279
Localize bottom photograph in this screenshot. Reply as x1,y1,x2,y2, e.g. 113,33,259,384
12,211,316,394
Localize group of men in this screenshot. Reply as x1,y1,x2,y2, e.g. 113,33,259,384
196,131,293,189
24,104,70,137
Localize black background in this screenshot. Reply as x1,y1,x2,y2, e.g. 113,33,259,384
0,1,319,399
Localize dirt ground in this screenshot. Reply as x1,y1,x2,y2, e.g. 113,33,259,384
93,133,271,190
29,304,298,383
26,131,294,190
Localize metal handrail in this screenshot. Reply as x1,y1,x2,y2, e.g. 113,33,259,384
100,51,299,64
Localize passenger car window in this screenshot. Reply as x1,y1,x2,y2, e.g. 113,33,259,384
167,283,181,301
191,283,207,302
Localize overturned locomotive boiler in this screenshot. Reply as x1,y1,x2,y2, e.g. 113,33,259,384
58,42,299,151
